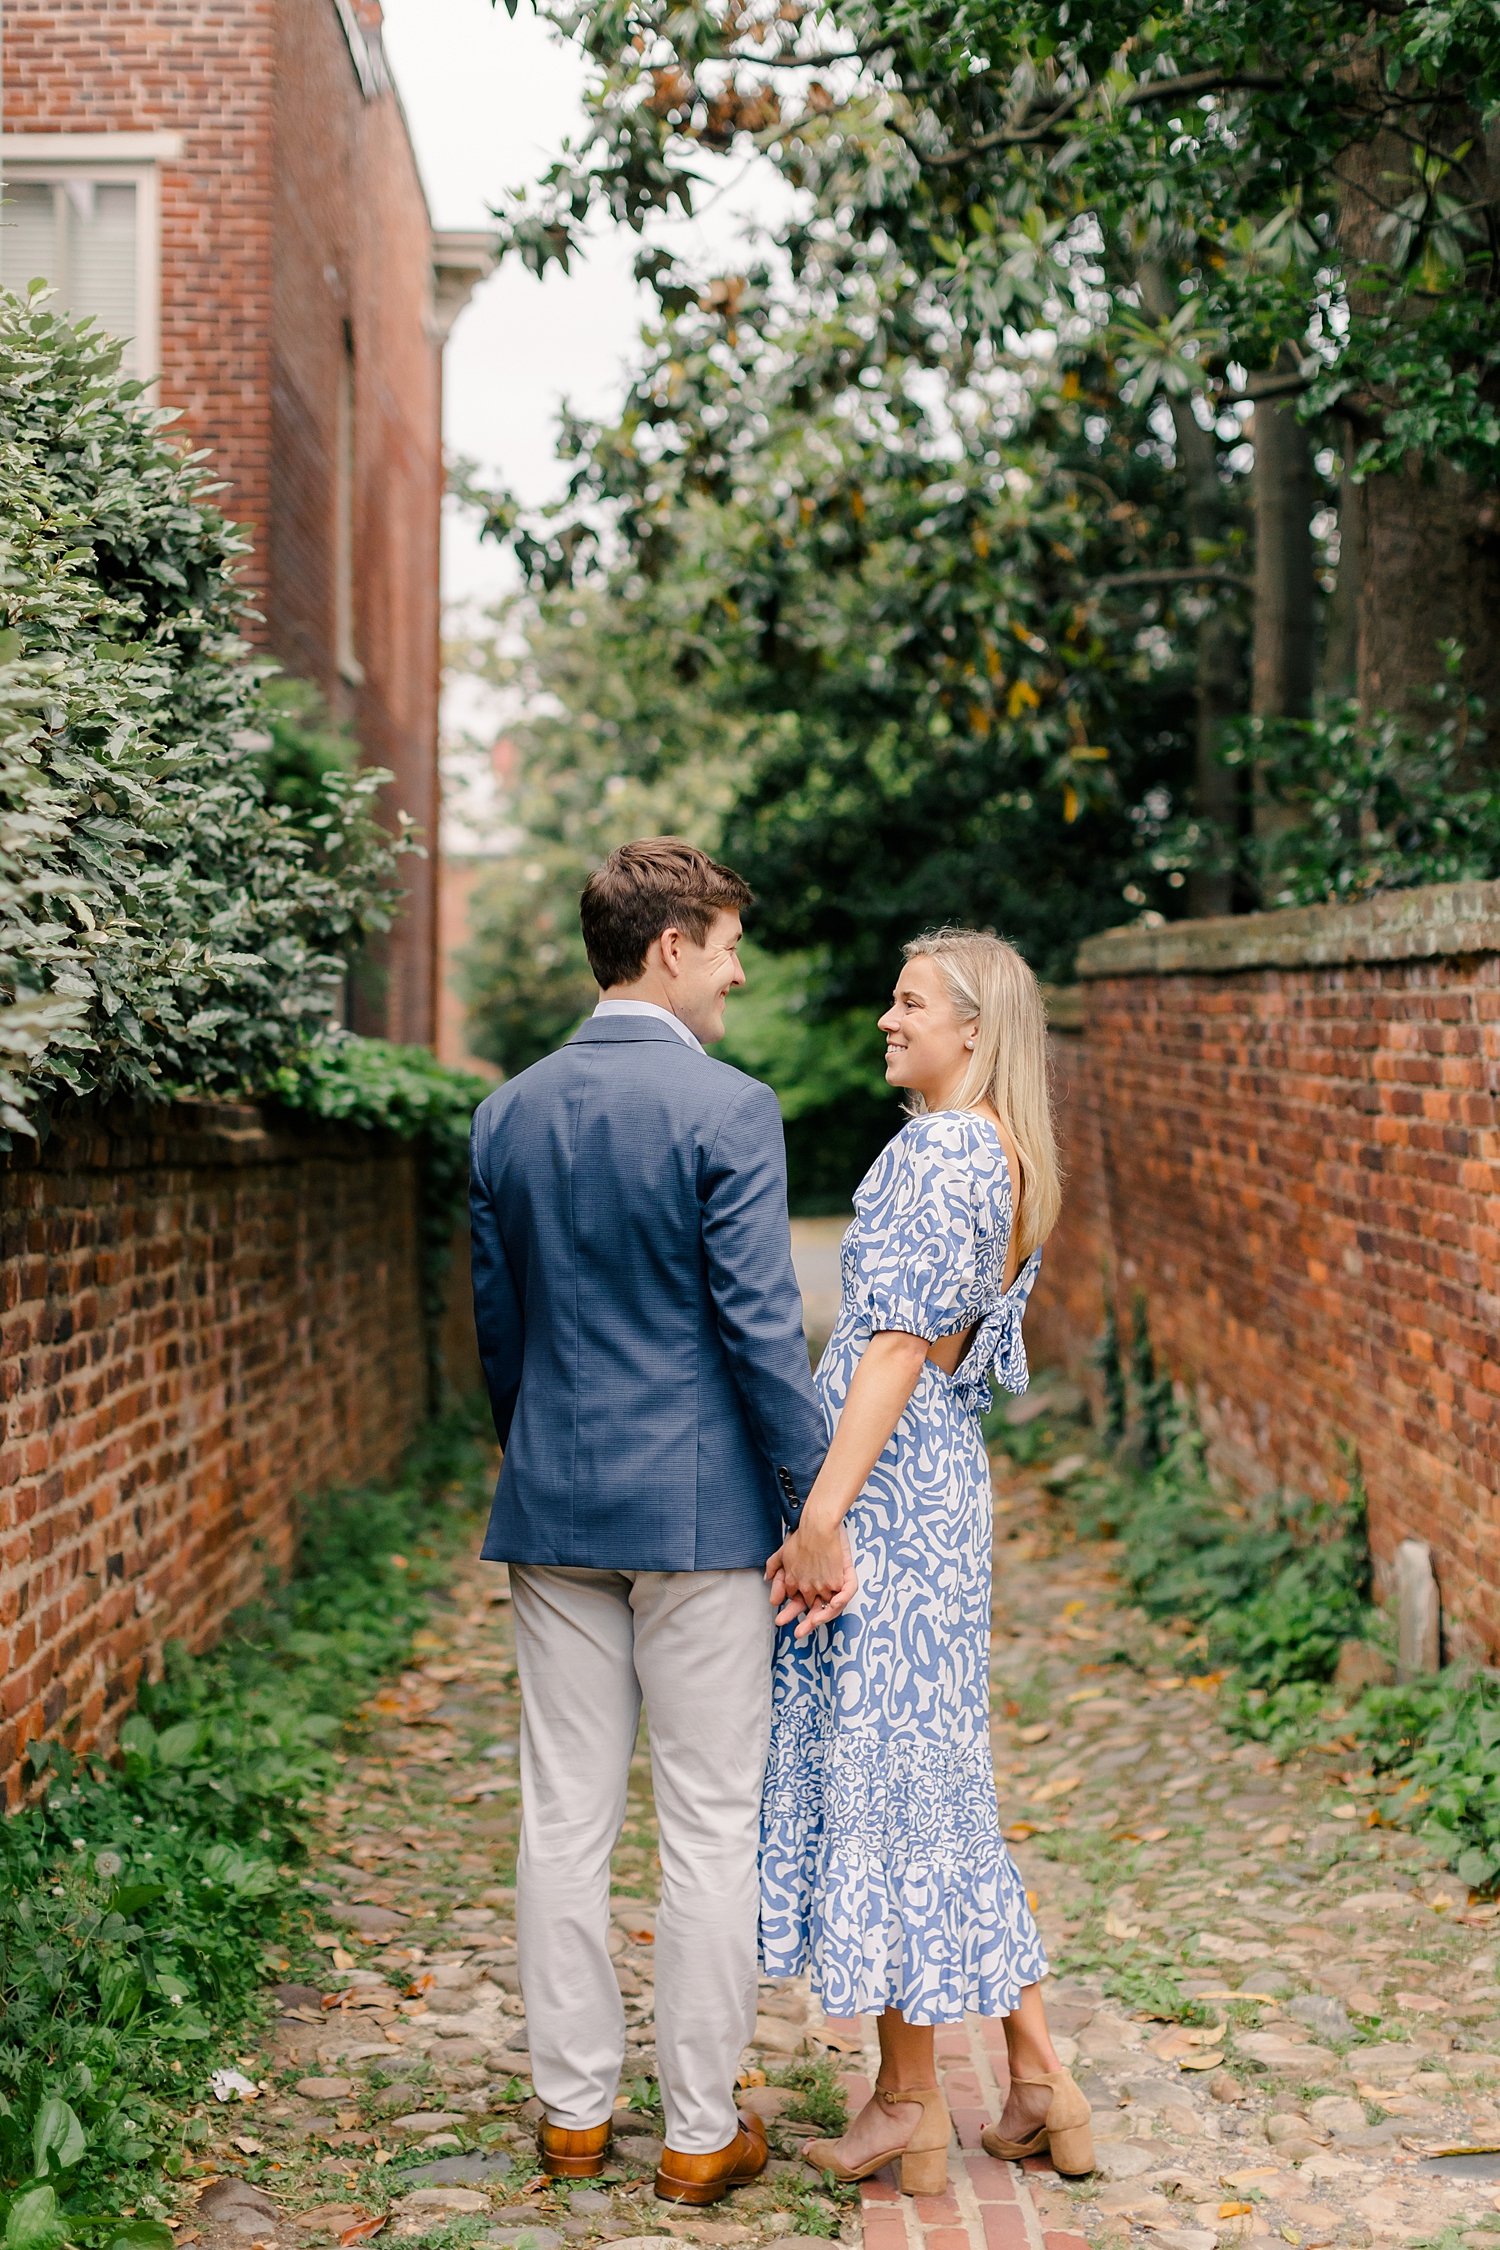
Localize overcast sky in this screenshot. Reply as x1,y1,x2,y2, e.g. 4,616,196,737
381,0,789,619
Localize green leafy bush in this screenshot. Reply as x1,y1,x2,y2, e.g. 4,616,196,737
1353,1669,1500,1892
0,288,412,1143
1078,1410,1373,1696
0,1413,488,2242
1155,650,1499,912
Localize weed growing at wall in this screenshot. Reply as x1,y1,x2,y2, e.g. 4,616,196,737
1352,1671,1500,1892
0,1413,490,2249
1050,1363,1500,1891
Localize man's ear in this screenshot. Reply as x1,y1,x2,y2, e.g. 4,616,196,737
657,925,685,978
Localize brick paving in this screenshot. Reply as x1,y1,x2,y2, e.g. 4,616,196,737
835,2017,1082,2250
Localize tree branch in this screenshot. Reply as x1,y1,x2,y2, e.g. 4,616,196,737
1094,567,1254,591
1218,369,1317,404
902,68,1291,168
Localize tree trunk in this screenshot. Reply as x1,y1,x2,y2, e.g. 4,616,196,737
1171,398,1244,918
1251,398,1317,723
1355,462,1500,723
1336,64,1500,727
1250,391,1318,843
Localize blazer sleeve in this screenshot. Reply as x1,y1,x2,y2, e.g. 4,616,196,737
469,1104,523,1447
700,1079,828,1523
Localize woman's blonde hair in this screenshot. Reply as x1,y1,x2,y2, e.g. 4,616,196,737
901,926,1062,1257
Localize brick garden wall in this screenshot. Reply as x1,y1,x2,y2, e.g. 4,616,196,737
1030,880,1500,1662
0,1102,427,1805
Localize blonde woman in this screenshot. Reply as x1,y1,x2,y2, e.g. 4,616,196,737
759,928,1093,2193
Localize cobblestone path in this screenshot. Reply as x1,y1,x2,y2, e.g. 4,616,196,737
184,1412,1500,2250
986,1411,1500,2250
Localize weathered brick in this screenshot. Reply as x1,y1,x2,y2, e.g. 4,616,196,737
0,1100,426,1805
1034,929,1500,1660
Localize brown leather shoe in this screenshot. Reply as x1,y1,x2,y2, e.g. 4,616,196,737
538,2118,612,2178
655,2111,768,2205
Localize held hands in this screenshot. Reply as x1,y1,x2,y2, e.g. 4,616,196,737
766,1508,857,1640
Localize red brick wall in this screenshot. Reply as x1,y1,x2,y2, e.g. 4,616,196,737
1033,885,1500,1661
0,1103,427,1806
5,0,443,1045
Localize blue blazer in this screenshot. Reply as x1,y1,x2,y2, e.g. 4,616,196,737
469,1015,828,1571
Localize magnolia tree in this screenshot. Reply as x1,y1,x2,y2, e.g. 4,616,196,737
473,0,1500,943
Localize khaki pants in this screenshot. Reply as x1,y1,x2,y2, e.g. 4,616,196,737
509,1565,775,2153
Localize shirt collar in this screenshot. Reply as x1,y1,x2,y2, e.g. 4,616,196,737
591,998,704,1053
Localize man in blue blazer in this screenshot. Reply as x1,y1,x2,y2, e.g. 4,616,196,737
470,838,843,2205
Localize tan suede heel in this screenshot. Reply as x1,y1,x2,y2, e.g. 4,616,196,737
804,2085,951,2196
981,2069,1095,2176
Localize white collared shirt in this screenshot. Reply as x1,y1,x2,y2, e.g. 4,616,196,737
592,998,704,1054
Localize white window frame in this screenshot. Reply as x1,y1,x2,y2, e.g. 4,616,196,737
0,132,182,383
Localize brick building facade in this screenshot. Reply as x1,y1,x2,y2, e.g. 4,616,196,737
1,0,491,1044
1028,881,1500,1663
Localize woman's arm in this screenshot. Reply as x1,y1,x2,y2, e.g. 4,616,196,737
767,1329,931,1638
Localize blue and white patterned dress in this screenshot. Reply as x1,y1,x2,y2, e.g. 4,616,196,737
759,1110,1048,2023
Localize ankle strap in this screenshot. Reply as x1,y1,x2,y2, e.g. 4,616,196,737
876,2086,939,2106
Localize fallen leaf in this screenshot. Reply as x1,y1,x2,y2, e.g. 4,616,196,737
331,1948,356,1971
231,2137,263,2156
1138,1826,1170,1843
1104,1910,1140,1940
1016,1723,1052,1743
1193,1990,1278,2005
1179,2050,1226,2071
1030,1772,1083,1803
1329,1803,1359,1821
1281,2231,1301,2245
735,2067,767,2089
335,2112,359,2129
1152,2022,1226,2062
1220,2204,1254,2219
339,2223,386,2247
1004,1821,1049,1840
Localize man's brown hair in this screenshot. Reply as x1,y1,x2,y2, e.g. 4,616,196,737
579,838,753,990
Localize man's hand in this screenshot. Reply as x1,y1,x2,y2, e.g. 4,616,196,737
766,1513,857,1640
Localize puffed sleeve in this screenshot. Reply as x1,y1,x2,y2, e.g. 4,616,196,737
847,1118,983,1340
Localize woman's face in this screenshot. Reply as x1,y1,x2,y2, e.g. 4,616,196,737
878,954,976,1102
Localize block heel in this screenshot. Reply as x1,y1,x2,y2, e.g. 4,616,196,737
804,2084,951,2197
898,2143,949,2196
981,2068,1095,2177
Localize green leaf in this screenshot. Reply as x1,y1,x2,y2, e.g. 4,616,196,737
107,2223,175,2250
153,1718,204,1766
4,2186,64,2250
31,2097,86,2175
108,1880,166,1917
